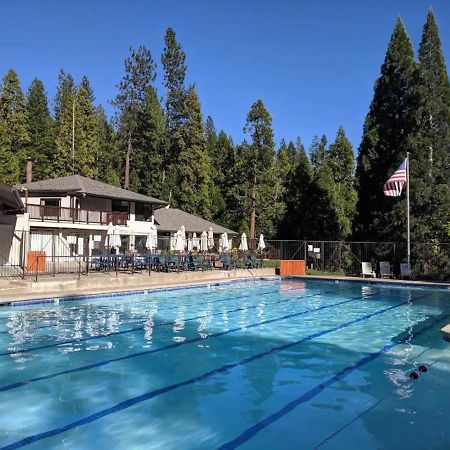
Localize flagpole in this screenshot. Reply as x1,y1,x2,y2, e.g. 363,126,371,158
406,152,410,265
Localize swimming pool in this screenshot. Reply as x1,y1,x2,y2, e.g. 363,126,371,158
0,278,449,449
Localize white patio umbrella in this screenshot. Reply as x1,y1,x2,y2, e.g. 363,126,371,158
112,226,122,251
221,233,229,252
207,227,214,250
146,223,158,251
218,235,224,253
180,225,186,250
229,238,233,250
258,233,266,250
106,222,114,249
239,233,248,251
192,232,199,249
170,233,176,251
200,231,208,252
187,237,193,252
175,230,184,252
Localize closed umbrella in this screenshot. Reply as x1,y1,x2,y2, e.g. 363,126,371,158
180,225,186,250
221,233,229,252
239,233,248,251
187,237,193,252
146,223,157,251
112,226,122,251
228,238,233,250
175,230,184,252
170,233,176,251
207,227,214,250
200,231,208,252
192,232,199,249
106,222,114,250
258,233,266,250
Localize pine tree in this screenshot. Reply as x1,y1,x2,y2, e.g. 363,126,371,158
161,27,187,136
241,99,283,238
327,126,357,238
112,46,156,188
96,105,120,185
408,10,450,241
355,18,416,241
134,86,168,199
73,76,99,178
26,79,54,180
173,86,212,218
0,117,19,183
54,70,76,177
309,134,328,173
0,69,30,183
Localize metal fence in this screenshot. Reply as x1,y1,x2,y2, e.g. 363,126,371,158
0,230,449,281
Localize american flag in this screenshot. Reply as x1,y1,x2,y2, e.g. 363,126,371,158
383,160,407,197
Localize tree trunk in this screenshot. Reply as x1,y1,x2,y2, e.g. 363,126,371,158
124,132,131,189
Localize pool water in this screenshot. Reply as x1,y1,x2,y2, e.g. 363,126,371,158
0,279,449,449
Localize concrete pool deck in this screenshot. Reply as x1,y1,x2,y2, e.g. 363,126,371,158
0,271,448,307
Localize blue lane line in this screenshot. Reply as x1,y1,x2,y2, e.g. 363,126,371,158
0,285,362,357
0,294,416,449
218,310,445,449
0,293,366,393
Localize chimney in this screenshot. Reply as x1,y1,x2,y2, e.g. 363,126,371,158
26,157,33,183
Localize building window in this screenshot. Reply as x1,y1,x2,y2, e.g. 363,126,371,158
135,202,152,221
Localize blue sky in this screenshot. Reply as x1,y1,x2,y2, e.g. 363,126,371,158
1,0,449,152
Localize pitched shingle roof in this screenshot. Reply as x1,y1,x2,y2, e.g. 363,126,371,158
0,182,24,212
16,175,167,205
154,207,237,235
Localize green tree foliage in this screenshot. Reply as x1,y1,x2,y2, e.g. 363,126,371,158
96,105,121,185
25,79,54,180
112,46,156,188
173,86,212,218
0,117,19,183
408,10,450,241
161,27,187,136
309,134,328,173
73,76,99,178
0,69,30,183
355,18,416,241
53,70,76,177
240,99,283,239
327,126,357,237
134,86,168,199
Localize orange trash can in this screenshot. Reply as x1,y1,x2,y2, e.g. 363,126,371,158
27,251,46,272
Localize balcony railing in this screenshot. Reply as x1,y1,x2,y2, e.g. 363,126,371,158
26,204,129,225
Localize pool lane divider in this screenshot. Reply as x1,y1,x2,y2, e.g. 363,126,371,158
0,290,372,392
0,293,423,449
0,284,364,357
217,303,446,449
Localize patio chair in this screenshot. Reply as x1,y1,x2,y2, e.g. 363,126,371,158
400,263,414,280
361,262,376,278
379,261,394,279
220,254,236,270
245,253,262,269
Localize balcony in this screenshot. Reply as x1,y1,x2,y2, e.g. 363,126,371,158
26,204,129,226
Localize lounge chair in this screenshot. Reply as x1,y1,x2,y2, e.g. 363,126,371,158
400,263,414,280
379,261,394,279
220,254,236,270
361,262,376,278
245,253,262,269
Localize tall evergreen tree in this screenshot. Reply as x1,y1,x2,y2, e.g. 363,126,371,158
241,99,283,239
407,10,450,241
73,76,99,178
53,70,76,177
134,85,168,199
327,126,357,238
95,105,121,186
0,116,18,183
173,86,212,218
112,46,156,188
355,18,416,241
309,134,328,172
25,79,54,180
0,69,30,183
